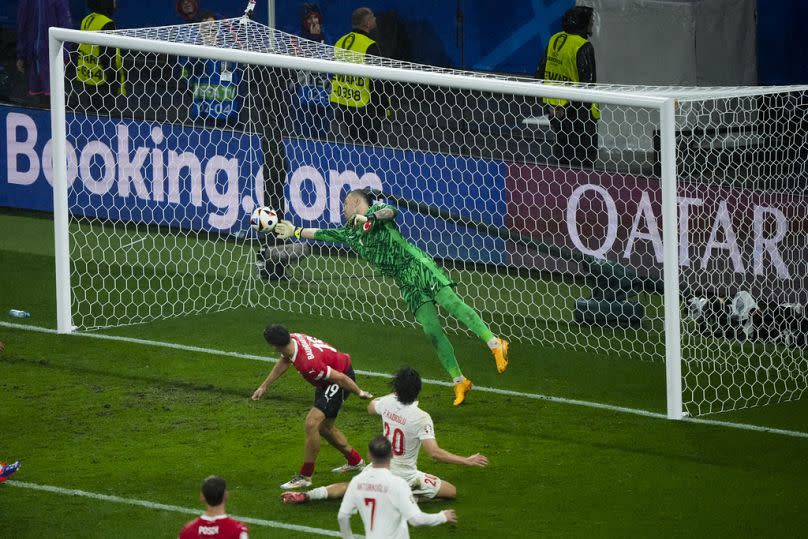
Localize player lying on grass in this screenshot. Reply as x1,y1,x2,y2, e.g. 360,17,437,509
281,367,488,505
252,324,374,490
274,189,509,406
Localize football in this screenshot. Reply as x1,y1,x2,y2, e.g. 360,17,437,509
250,207,279,233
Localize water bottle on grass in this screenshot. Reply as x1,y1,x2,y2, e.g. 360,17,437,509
8,309,31,318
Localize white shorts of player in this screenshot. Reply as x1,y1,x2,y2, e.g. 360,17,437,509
401,469,442,499
362,463,443,499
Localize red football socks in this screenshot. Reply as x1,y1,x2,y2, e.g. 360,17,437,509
346,449,362,466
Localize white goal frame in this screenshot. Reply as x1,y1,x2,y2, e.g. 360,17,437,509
48,26,683,418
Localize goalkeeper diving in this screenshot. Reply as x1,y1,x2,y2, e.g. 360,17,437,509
274,189,509,406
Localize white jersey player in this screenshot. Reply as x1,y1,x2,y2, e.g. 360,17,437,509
282,367,488,505
371,390,447,497
337,435,457,539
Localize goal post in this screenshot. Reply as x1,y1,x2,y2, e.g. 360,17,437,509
660,98,683,419
49,32,72,335
47,19,808,420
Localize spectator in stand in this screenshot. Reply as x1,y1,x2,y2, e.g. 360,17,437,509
536,5,599,169
177,0,203,23
16,0,73,107
178,476,249,539
301,3,325,43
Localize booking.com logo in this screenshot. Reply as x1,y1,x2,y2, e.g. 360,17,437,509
5,111,263,231
286,164,382,224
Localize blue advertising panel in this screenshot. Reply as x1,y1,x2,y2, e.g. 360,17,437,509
1,105,263,234
282,137,506,265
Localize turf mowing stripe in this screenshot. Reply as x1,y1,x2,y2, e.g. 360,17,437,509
3,321,808,439
5,480,343,537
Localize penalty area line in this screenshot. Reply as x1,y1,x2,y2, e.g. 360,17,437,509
6,480,344,537
3,321,808,439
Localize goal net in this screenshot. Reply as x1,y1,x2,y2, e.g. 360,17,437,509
675,93,808,415
49,18,808,417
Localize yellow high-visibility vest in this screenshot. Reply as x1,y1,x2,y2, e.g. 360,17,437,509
330,32,375,108
77,13,126,95
542,31,599,119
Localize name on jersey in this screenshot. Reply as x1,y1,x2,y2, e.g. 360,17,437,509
299,338,316,361
197,525,220,535
383,410,407,425
357,482,389,493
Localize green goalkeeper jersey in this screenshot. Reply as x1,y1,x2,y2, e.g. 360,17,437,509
313,203,442,280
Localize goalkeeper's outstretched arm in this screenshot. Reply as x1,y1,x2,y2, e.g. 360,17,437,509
274,205,397,241
274,220,319,241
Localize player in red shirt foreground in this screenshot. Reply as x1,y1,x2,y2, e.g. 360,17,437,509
252,324,374,489
179,476,249,539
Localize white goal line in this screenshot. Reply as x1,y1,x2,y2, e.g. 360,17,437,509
2,321,807,439
6,480,344,537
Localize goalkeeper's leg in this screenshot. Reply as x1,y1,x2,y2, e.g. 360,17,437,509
415,301,463,379
434,286,509,374
414,302,472,406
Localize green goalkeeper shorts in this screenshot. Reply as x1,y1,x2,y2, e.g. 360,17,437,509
395,259,455,314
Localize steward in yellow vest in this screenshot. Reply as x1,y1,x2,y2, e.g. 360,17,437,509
536,6,599,168
330,29,376,108
330,7,386,145
77,0,126,96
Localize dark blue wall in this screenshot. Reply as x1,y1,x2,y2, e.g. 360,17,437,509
1,0,265,29
2,0,573,74
757,0,808,84
272,0,574,73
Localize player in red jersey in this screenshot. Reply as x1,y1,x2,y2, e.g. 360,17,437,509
179,476,249,539
252,324,374,489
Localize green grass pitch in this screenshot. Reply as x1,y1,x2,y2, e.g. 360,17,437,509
1,210,807,537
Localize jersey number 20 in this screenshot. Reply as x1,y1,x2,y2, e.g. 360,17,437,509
383,422,405,456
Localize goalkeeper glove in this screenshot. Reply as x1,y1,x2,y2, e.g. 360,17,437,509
275,220,300,240
348,213,375,228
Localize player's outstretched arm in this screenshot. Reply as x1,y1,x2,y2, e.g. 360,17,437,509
328,370,373,399
275,220,319,241
396,481,456,528
421,439,489,467
408,509,457,527
251,358,292,400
